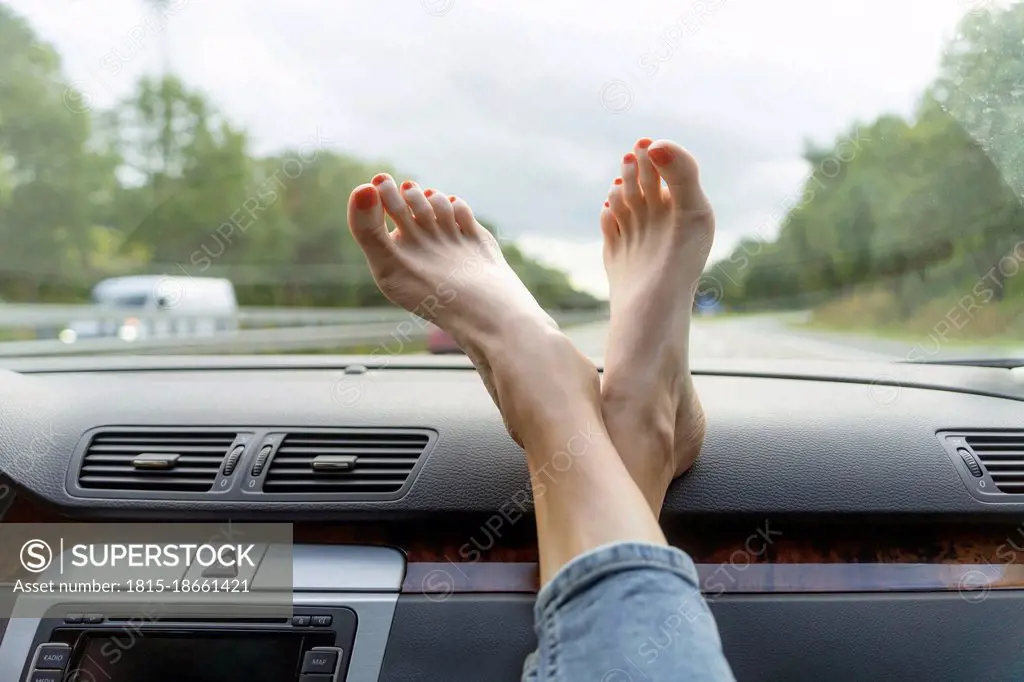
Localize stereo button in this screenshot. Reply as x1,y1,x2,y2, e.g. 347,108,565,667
302,648,339,674
33,643,71,667
310,614,332,627
292,615,311,626
34,644,71,670
30,671,62,682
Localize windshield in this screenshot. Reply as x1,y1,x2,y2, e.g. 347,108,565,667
1,0,1022,363
93,293,148,307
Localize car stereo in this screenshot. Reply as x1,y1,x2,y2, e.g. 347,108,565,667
22,607,355,682
0,545,406,682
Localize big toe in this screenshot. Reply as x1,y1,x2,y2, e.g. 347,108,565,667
647,140,708,210
347,184,393,261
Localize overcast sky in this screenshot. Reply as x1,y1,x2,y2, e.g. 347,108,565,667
11,0,974,296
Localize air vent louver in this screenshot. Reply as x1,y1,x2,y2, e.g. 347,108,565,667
965,433,1024,493
79,431,237,492
264,430,429,494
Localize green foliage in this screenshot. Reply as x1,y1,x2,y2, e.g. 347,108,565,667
0,5,118,298
711,3,1024,327
0,7,598,311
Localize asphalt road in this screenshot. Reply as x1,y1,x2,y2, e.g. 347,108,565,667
566,313,1020,363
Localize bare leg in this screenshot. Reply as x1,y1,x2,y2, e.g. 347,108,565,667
600,138,715,513
347,176,665,582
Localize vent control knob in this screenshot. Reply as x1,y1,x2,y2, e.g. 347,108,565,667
957,448,984,478
251,445,273,477
222,445,245,475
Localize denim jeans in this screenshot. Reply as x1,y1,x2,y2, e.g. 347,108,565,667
522,542,735,681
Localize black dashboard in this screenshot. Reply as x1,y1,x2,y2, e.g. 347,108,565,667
2,355,1024,681
1,355,1024,517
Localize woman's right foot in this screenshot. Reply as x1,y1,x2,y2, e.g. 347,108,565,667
346,174,592,445
600,138,715,513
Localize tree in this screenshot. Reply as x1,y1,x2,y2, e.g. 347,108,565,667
0,6,118,299
0,6,601,311
709,2,1024,324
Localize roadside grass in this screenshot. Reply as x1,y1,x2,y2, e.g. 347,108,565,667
797,318,1022,348
0,328,38,341
279,340,430,355
799,292,1024,349
691,309,782,322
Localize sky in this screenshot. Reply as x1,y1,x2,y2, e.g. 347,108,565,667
9,0,976,297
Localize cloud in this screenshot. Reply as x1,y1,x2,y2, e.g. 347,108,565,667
11,0,970,296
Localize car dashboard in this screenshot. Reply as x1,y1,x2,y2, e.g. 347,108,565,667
1,355,1024,681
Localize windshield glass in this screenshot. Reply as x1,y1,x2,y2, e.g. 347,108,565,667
93,293,147,307
1,0,1022,362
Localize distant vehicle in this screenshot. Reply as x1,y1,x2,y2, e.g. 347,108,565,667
61,276,238,343
427,323,463,354
695,296,723,317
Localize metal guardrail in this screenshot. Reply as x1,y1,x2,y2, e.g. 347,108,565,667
0,322,423,357
0,303,410,328
0,308,607,357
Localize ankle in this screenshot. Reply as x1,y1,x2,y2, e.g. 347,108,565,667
487,328,602,448
675,390,707,462
602,371,676,432
602,382,674,440
602,391,675,506
449,307,557,350
490,322,592,382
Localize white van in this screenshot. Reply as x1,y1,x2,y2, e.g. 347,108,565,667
61,276,239,342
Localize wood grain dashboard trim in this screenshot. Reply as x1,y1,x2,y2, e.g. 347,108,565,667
6,482,1024,596
402,561,1024,595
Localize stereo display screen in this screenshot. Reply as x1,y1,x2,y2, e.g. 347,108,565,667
69,632,303,681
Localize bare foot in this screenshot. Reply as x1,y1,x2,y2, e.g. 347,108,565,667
600,138,714,513
349,173,675,583
346,174,588,444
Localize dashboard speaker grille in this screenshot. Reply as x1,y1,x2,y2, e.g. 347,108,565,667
964,433,1024,493
263,430,430,494
78,430,237,492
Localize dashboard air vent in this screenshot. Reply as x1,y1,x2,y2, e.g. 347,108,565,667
965,433,1024,493
264,430,430,494
78,430,237,492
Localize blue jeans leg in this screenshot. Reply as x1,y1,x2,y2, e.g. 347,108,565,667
522,542,735,682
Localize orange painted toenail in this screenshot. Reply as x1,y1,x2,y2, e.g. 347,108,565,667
401,181,414,191
354,186,378,210
449,196,457,203
623,153,636,164
424,189,434,197
371,174,387,186
648,146,673,165
637,138,653,149
613,177,623,185
604,201,610,207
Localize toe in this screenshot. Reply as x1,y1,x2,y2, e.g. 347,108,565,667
634,138,666,211
621,152,645,217
424,189,459,238
347,184,394,259
600,202,620,243
373,173,418,235
647,140,708,210
451,196,487,239
400,181,440,231
607,179,630,230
